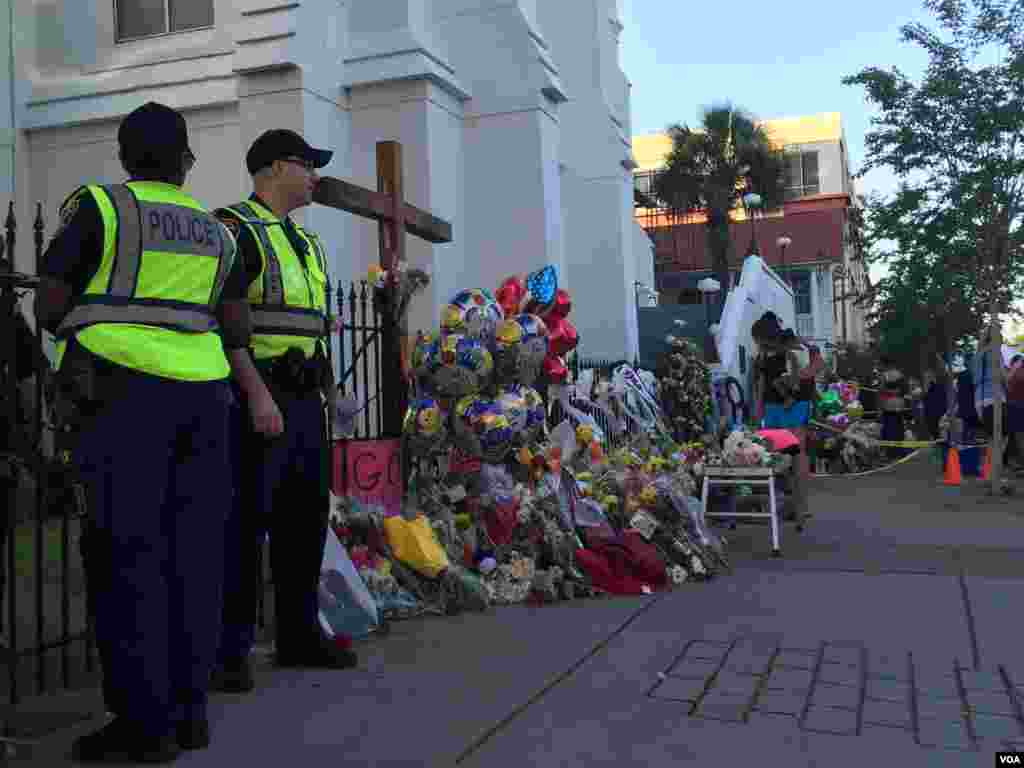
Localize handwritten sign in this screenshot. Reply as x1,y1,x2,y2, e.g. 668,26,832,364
333,439,402,516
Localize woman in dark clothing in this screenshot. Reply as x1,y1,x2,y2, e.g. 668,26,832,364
923,368,949,440
752,318,821,522
957,357,980,442
878,356,910,457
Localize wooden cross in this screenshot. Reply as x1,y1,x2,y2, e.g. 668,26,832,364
313,141,453,437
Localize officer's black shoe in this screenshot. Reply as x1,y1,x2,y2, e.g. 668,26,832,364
276,642,358,670
210,658,254,693
176,718,210,750
71,718,180,764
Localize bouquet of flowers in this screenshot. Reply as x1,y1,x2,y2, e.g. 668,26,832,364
657,329,712,443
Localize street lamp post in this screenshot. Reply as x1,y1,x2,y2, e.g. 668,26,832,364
776,235,792,285
832,264,848,345
633,280,658,358
742,192,763,257
697,277,721,361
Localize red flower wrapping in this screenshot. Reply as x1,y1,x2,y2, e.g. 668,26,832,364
544,355,568,384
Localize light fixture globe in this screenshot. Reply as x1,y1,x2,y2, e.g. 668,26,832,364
776,235,792,248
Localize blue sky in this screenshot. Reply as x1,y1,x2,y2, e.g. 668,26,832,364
619,0,939,283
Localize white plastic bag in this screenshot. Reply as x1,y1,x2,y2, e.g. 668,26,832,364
317,526,380,640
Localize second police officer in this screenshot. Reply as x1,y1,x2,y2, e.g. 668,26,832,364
210,129,356,695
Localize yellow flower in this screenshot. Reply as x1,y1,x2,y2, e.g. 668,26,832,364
639,486,658,507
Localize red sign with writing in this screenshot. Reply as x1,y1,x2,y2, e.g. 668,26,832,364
333,439,403,516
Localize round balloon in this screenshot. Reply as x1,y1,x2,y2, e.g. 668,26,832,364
454,395,515,463
403,397,448,457
493,316,525,386
410,332,438,379
427,333,494,398
441,289,504,348
495,276,527,318
497,386,528,432
515,314,549,384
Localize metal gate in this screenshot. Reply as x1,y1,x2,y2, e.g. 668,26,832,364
1,202,100,747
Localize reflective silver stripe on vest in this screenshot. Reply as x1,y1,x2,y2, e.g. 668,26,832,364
57,302,217,338
307,232,327,274
250,307,325,337
231,202,284,305
209,225,235,307
104,184,143,296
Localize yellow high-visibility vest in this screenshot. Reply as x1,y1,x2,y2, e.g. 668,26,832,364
54,181,235,381
222,199,328,361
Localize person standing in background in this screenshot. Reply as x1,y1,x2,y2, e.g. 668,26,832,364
878,356,910,458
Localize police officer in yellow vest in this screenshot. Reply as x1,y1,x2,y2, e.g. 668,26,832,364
210,129,354,694
35,102,251,763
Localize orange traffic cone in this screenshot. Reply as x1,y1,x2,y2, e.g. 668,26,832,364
981,446,992,481
944,446,962,486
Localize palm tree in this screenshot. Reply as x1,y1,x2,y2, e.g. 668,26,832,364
653,104,787,320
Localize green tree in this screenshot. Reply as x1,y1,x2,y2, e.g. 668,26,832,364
843,0,1024,348
652,105,787,319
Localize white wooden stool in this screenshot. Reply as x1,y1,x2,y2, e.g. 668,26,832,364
701,466,782,556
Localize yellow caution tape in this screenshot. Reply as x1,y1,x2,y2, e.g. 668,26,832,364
812,449,925,478
873,440,941,448
809,419,941,448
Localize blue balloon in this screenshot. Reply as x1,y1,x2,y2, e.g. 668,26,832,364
526,264,558,306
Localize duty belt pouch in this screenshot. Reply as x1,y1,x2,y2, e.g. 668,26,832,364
53,339,98,431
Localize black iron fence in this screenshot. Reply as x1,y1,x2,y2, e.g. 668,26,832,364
1,202,99,743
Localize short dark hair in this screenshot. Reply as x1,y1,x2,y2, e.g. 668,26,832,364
120,147,186,183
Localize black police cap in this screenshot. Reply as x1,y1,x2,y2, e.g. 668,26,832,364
118,102,193,158
246,129,333,175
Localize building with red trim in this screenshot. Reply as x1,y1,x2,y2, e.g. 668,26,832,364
632,113,870,352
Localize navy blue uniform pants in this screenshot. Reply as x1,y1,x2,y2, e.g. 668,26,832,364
76,373,233,739
218,389,329,663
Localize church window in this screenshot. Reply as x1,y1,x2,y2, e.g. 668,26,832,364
115,0,214,42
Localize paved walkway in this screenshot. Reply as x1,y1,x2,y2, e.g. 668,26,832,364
8,456,1024,767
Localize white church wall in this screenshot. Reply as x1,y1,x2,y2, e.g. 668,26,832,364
540,0,639,361
431,0,567,295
